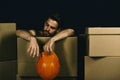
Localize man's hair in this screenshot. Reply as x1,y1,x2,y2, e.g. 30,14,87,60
48,13,62,28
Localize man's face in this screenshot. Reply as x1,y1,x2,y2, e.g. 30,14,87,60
43,18,59,36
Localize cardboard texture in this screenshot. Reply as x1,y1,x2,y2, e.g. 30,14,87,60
85,56,120,80
17,37,77,78
0,23,17,80
87,27,120,34
0,23,17,61
87,27,120,56
0,61,17,80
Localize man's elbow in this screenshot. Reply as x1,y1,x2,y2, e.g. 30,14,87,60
68,28,75,36
16,30,21,37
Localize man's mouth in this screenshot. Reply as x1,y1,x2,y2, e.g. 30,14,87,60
43,31,49,36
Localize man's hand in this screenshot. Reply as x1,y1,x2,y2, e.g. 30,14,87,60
43,39,55,53
43,29,74,53
27,37,39,57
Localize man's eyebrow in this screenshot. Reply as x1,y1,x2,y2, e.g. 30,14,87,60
50,26,57,29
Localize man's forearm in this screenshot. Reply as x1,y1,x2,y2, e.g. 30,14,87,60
16,30,34,41
50,28,74,42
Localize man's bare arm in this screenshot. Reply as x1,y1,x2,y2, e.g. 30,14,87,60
16,29,36,41
16,29,39,57
51,28,74,41
44,28,74,52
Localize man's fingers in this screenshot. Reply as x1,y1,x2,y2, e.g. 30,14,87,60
37,46,39,57
44,45,48,53
43,46,46,52
27,45,31,53
47,46,50,53
27,46,34,57
49,46,53,52
27,39,40,57
32,47,36,57
30,47,34,56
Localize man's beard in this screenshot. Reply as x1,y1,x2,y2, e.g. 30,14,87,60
43,30,56,37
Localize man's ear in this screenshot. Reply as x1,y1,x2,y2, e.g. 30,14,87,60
57,28,61,33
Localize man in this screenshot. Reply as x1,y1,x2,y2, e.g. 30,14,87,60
16,13,74,57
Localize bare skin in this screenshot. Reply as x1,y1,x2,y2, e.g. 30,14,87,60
16,18,74,57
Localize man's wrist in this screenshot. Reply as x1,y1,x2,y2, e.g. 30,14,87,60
50,37,56,42
30,36,36,41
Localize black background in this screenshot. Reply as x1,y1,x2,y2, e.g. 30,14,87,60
1,0,120,34
1,0,120,80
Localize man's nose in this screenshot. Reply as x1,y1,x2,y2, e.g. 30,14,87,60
46,26,50,31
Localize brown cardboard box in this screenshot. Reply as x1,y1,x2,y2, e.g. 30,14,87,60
87,27,120,56
0,23,17,80
85,56,120,80
0,60,17,80
0,23,16,61
17,37,77,78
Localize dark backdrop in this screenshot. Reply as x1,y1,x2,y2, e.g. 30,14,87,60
1,0,120,34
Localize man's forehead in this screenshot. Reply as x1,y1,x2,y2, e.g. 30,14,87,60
46,18,58,28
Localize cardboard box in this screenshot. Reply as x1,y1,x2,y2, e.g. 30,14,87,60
85,56,120,80
17,37,77,77
0,23,16,61
87,27,120,56
0,60,17,80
